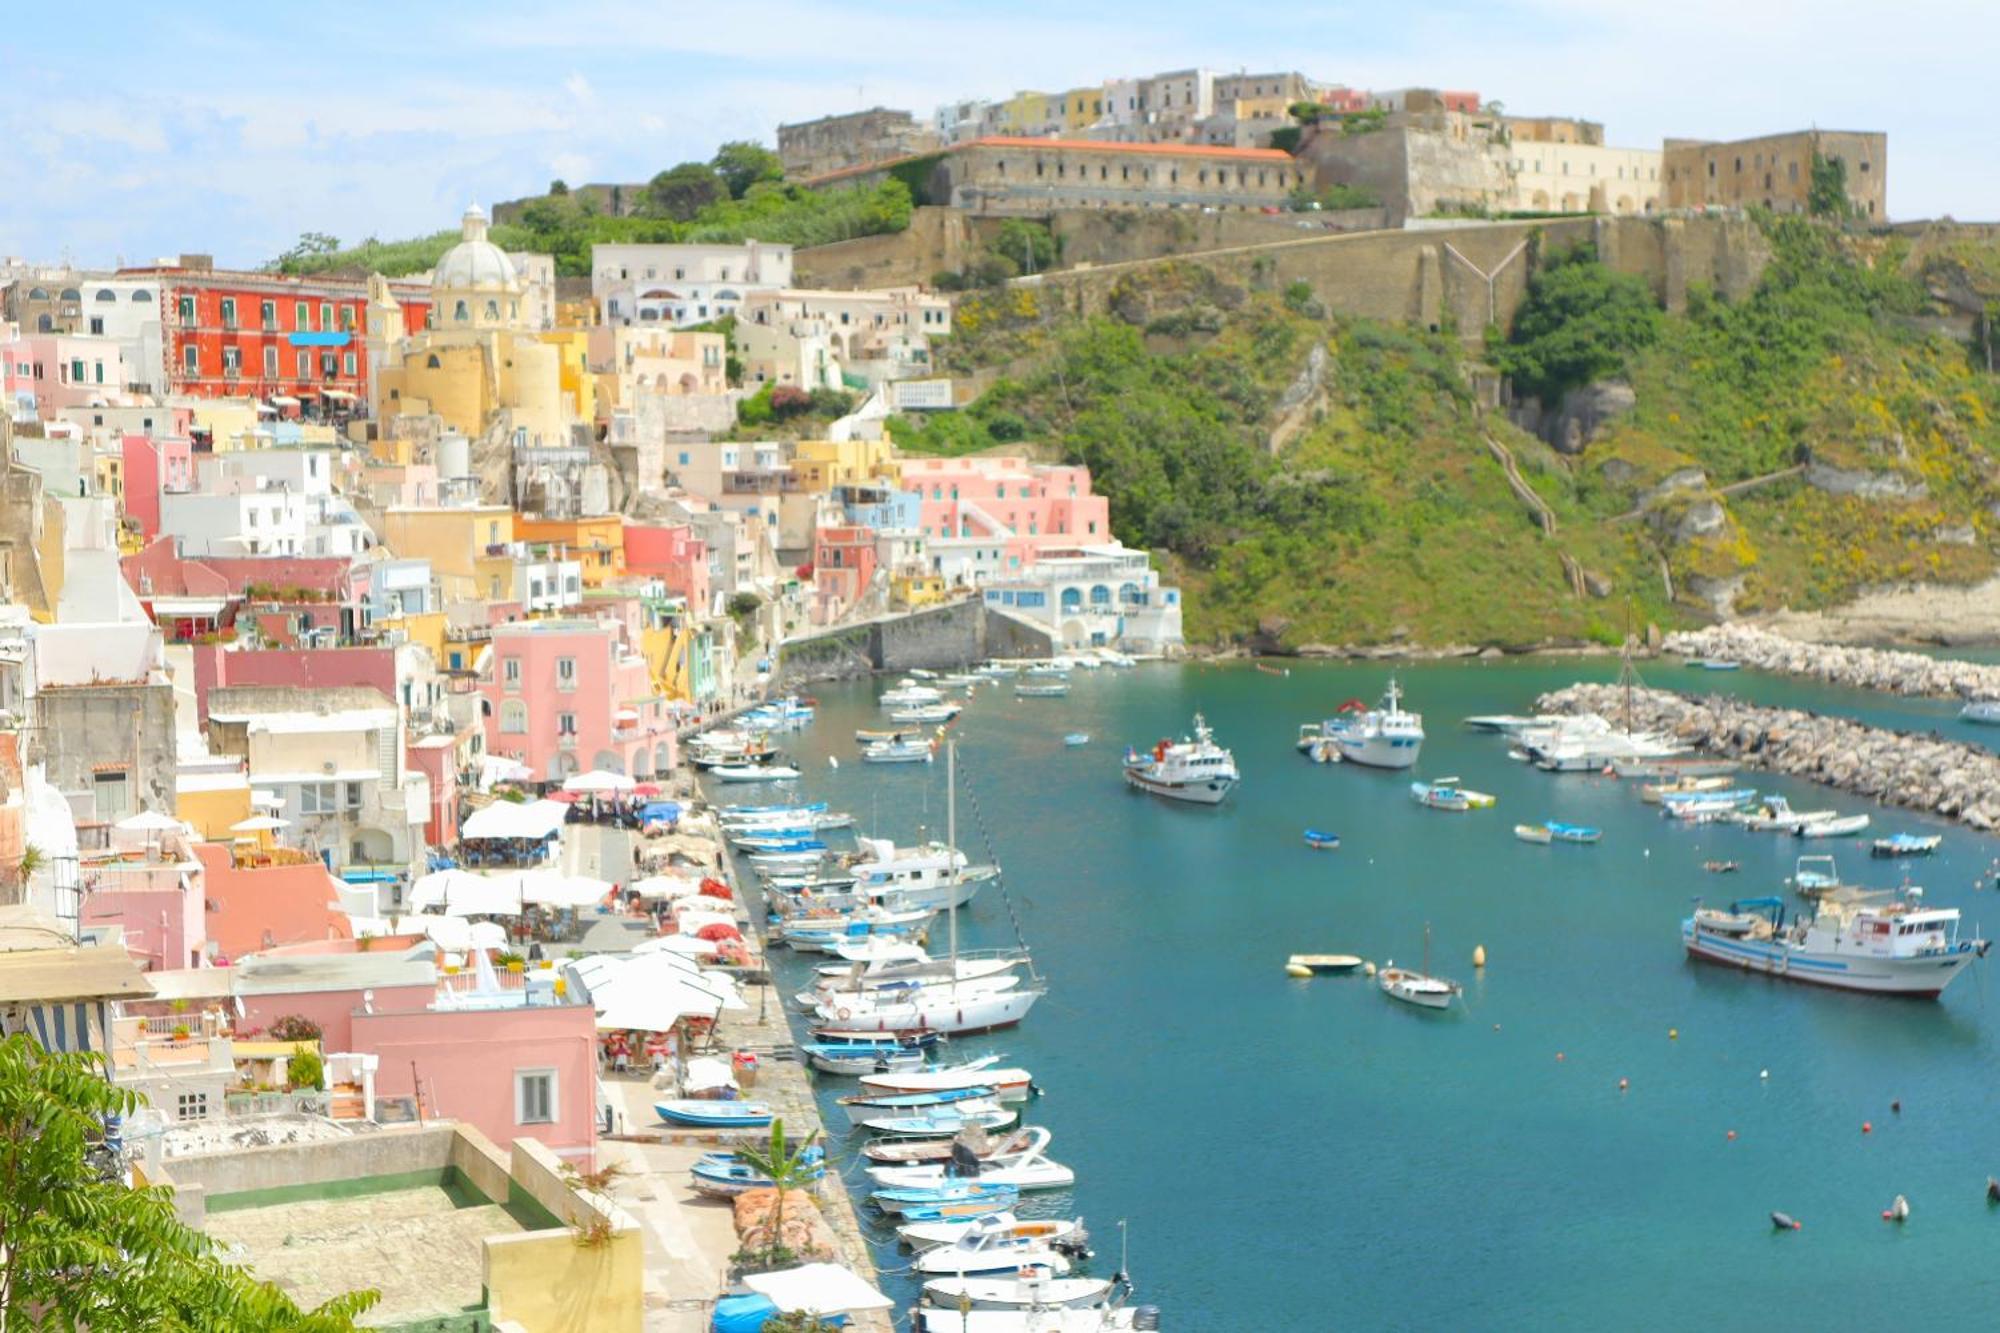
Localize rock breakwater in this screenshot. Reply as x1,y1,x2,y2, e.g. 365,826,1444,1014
1537,682,2000,830
1666,625,2000,702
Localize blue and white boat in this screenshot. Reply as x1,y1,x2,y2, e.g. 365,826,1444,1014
872,1181,1022,1216
690,1145,825,1198
1546,822,1601,844
1683,888,1988,997
1297,679,1424,769
654,1099,775,1129
1123,714,1239,805
1303,829,1340,850
1873,833,1942,858
1063,733,1091,748
858,1106,1019,1137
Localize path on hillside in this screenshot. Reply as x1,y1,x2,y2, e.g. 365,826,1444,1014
1480,429,1593,597
1609,464,1805,523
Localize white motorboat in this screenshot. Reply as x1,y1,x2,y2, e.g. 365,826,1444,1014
1123,713,1238,805
848,837,997,912
864,739,936,764
911,1306,1153,1331
922,1274,1116,1313
1683,886,1988,997
874,1127,1075,1195
1298,678,1425,769
819,977,1043,1035
893,703,964,723
1733,796,1835,832
1464,714,1555,735
710,763,801,782
1961,700,2000,725
860,1103,1019,1138
803,972,1023,1014
1795,813,1869,838
883,679,947,708
1379,926,1461,1010
1015,682,1070,698
898,1213,1087,1252
860,1054,1035,1101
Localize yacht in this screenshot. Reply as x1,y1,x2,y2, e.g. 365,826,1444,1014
1123,714,1239,805
1297,679,1424,769
882,679,947,708
1517,713,1683,772
847,837,997,912
1683,886,1988,997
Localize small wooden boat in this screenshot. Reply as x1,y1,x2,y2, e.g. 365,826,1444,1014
1872,833,1941,858
1702,860,1741,874
689,1146,825,1198
1514,823,1554,845
1412,779,1472,812
922,1274,1113,1313
1015,682,1070,698
1642,775,1735,804
654,1099,775,1129
860,1107,1018,1137
1287,953,1362,973
871,1181,1022,1216
1303,828,1340,850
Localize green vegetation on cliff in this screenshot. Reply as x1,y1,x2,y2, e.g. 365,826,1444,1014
905,217,2000,649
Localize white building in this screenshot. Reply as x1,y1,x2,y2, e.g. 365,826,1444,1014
161,448,375,557
733,315,844,391
159,489,310,557
737,287,950,381
76,277,167,393
980,544,1183,652
513,554,584,613
592,242,793,329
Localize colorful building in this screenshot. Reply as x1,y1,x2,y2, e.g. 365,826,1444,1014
513,514,626,589
478,618,676,781
621,522,711,614
811,524,879,623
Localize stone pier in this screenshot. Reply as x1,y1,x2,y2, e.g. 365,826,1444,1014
1667,624,2000,702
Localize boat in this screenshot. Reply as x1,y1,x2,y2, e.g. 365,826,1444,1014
802,1039,939,1077
864,740,936,764
900,1213,1089,1254
1297,678,1425,769
1411,777,1492,811
857,728,921,746
1610,754,1741,780
869,1127,1073,1194
1734,796,1835,833
1286,953,1362,973
1873,833,1942,858
892,703,964,724
883,680,947,708
1122,714,1239,806
866,1127,1037,1168
710,764,801,782
1659,788,1758,820
921,1274,1115,1313
1692,659,1741,671
1641,775,1737,804
845,837,998,913
1796,814,1870,839
689,1145,825,1199
859,1056,1035,1101
1703,860,1740,874
1786,855,1844,898
1303,829,1340,850
1961,700,2000,725
654,1099,775,1129
1546,822,1602,844
1682,887,1989,997
871,1181,1024,1216
1378,926,1461,1010
1063,734,1091,748
1464,714,1552,735
1015,682,1071,699
840,1085,1003,1120
1513,823,1554,844
1024,663,1069,678
861,1106,1020,1138
910,1307,1155,1333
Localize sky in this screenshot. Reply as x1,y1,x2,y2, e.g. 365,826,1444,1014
2,0,1992,269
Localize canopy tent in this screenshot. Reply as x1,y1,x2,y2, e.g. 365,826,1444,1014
564,769,636,795
408,869,524,917
229,815,291,833
681,1055,736,1093
569,951,746,1030
593,983,727,1033
632,933,729,959
475,754,533,792
460,798,568,843
628,873,704,901
517,871,611,909
367,915,507,951
742,1264,893,1316
115,811,184,833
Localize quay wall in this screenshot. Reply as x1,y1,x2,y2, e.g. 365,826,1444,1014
1538,682,2000,829
1667,625,2000,702
777,601,1055,685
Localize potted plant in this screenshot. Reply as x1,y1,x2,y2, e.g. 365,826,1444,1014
171,1023,191,1041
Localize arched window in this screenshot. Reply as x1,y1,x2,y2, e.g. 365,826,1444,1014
1060,588,1082,611
1119,582,1141,603
95,289,116,302
1089,585,1111,605
453,300,469,322
59,288,79,301
500,699,528,733
131,289,152,302
36,314,52,332
484,300,500,320
27,288,47,300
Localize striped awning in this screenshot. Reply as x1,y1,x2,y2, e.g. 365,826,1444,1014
5,1000,109,1054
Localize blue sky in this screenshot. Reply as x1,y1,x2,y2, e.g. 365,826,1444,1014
3,0,1991,268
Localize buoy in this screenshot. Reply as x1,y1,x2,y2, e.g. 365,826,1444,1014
1760,1069,1770,1080
1986,1177,1999,1205
1668,1028,1679,1041
1727,1130,1738,1141
1285,963,1313,978
828,756,839,769
1883,1194,1909,1223
1363,961,1377,977
1493,1023,1502,1032
1862,1121,1873,1134
1644,848,1651,857
1618,1077,1629,1091
1891,1099,1902,1114
1770,1211,1801,1231
1473,944,1487,968
1556,1052,1566,1062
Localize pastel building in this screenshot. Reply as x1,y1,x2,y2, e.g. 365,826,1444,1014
2,333,131,416
478,618,676,781
897,456,1111,585
622,523,712,614
981,543,1183,651
812,524,879,623
118,434,194,540
591,242,793,328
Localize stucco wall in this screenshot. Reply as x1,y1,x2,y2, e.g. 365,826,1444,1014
485,1138,643,1333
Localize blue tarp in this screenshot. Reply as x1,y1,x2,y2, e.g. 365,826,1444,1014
640,801,683,822
711,1293,779,1333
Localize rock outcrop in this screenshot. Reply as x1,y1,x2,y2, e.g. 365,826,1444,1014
1802,461,1929,501
1665,624,2000,701
1546,381,1637,455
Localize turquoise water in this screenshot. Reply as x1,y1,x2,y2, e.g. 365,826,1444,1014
729,661,2000,1328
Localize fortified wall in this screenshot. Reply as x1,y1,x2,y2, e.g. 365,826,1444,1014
777,600,1056,684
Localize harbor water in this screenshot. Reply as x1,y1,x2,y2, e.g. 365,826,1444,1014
743,659,2000,1328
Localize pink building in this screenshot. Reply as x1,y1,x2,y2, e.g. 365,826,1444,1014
479,618,676,782
118,434,193,539
195,842,354,963
622,523,711,613
79,832,207,972
1,333,129,415
812,525,878,623
188,643,397,727
899,457,1110,552
406,734,461,847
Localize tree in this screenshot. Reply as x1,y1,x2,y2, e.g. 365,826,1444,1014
735,1119,821,1271
711,141,784,200
0,1034,377,1329
769,385,812,419
1489,242,1662,403
548,179,569,196
285,1047,324,1092
1808,151,1854,219
275,232,341,271
648,163,723,221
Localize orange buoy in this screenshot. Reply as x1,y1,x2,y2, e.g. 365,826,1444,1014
1556,1052,1565,1062
1862,1121,1873,1134
1727,1130,1738,1141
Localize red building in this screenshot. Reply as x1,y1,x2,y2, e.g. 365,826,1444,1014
117,262,430,410
812,524,878,624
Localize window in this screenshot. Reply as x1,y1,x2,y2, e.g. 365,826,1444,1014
264,345,278,377
260,299,276,329
300,782,337,815
503,656,521,689
89,316,104,335
295,301,309,328
70,358,84,383
556,657,577,691
93,771,131,820
296,349,309,378
500,700,528,733
516,1069,556,1124
182,345,200,374
557,712,577,736
343,351,356,376
177,294,196,323
321,352,337,378
220,298,236,328
319,302,332,331
454,300,469,322
175,1092,210,1121
222,347,241,377
345,782,362,812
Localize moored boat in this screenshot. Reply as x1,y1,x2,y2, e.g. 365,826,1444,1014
1546,821,1601,844
1063,733,1091,747
1379,966,1462,1010
1682,887,1988,997
1015,682,1070,698
711,763,802,782
1873,833,1942,858
1303,828,1340,850
864,739,936,764
1795,813,1870,839
921,1273,1113,1312
1412,777,1491,811
1641,775,1736,804
1514,823,1554,844
654,1099,775,1129
1298,678,1425,769
1960,700,2000,725
1122,714,1239,805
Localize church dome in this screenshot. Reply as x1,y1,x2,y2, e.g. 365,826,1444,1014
432,205,518,293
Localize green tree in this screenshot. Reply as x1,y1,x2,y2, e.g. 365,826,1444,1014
711,141,784,199
1490,242,1662,403
1808,151,1854,219
989,219,1057,276
275,232,341,270
285,1047,324,1091
0,1034,377,1329
548,179,570,195
648,163,724,221
735,1118,821,1270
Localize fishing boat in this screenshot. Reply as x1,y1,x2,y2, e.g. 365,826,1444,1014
864,739,936,764
654,1099,775,1129
883,680,947,708
1546,822,1602,844
900,1213,1090,1254
1682,887,1989,997
872,1181,1024,1216
1411,777,1492,811
921,1274,1115,1313
1303,828,1340,850
893,703,964,724
710,763,802,782
1015,682,1070,699
860,1106,1019,1138
1513,823,1554,844
1641,775,1737,804
1873,833,1942,858
1795,813,1870,839
1734,796,1835,833
1063,733,1091,747
1378,926,1461,1010
1297,678,1425,769
1786,854,1844,898
847,837,998,913
1286,953,1362,973
1960,700,2000,725
1122,714,1239,806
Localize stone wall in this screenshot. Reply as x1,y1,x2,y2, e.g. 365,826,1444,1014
776,601,1056,684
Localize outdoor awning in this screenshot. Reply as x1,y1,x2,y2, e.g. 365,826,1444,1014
407,869,523,916
148,597,231,617
322,389,358,402
742,1265,893,1316
271,395,301,407
460,798,568,842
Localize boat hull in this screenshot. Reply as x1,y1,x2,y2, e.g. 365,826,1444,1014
1332,733,1423,769
1122,766,1235,805
1681,923,1980,997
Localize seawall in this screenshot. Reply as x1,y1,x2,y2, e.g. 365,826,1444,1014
1538,682,2000,829
776,601,1056,685
1667,625,2000,702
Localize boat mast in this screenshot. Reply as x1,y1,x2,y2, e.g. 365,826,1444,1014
946,740,958,974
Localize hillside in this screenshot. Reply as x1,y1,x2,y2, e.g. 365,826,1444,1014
888,217,2000,650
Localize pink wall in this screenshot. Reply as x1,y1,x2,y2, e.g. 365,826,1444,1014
623,523,711,612
239,983,435,1051
899,457,1110,563
9,335,127,412
480,623,673,782
406,740,460,847
191,644,397,725
352,1003,599,1158
80,886,203,972
813,525,876,620
121,436,162,539
195,843,353,962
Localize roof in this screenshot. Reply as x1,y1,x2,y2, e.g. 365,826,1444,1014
209,708,398,734
232,947,436,997
0,908,153,1002
136,966,236,1002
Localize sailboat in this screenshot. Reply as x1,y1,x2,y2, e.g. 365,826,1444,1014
815,743,1044,1035
1379,924,1462,1010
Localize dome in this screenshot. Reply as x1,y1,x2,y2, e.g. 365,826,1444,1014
432,205,519,294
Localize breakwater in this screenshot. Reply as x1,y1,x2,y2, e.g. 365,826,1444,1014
1539,681,2000,829
1666,624,2000,702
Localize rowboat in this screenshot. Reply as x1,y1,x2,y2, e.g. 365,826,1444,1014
1873,833,1942,858
689,1145,825,1199
654,1099,774,1129
869,1127,1073,1194
1063,733,1090,747
892,704,963,724
856,728,921,746
858,1057,1034,1101
899,1213,1089,1254
865,1127,1040,1166
1514,823,1553,844
1546,822,1602,844
859,1106,1019,1137
1286,953,1362,973
1735,797,1835,833
863,740,935,764
1641,775,1736,804
1015,682,1070,698
1303,829,1340,850
1795,814,1870,839
871,1181,1023,1216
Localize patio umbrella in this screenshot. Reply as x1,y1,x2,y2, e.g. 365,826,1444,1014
115,811,184,834
548,790,584,804
518,872,610,909
407,868,486,911
564,769,636,795
630,782,664,798
250,790,285,809
229,815,291,833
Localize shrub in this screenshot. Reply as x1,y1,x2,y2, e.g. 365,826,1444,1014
769,386,812,419
268,1014,323,1042
1489,242,1662,404
286,1048,324,1091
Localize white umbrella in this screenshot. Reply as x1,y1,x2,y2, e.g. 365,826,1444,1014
564,769,636,795
633,934,729,958
116,811,184,833
628,874,704,901
250,791,285,809
518,871,610,909
407,868,486,911
444,875,524,917
229,815,291,833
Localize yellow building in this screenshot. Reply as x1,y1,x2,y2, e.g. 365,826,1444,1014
892,572,951,609
537,329,597,425
990,90,1052,136
513,514,625,588
1059,85,1107,132
791,437,898,491
380,506,515,601
175,770,252,841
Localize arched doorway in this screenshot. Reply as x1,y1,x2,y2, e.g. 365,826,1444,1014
591,750,625,776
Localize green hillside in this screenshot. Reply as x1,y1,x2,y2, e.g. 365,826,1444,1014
890,216,2000,650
